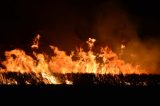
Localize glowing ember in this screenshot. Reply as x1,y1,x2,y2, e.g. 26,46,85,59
0,34,147,84
65,80,73,85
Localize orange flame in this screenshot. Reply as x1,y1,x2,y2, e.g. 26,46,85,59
0,34,147,84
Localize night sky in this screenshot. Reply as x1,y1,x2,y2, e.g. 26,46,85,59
0,0,160,52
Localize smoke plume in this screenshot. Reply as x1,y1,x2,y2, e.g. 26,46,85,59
92,1,160,73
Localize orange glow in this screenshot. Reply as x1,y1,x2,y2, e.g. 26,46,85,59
0,34,147,84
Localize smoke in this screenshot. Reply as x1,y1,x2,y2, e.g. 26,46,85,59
125,39,160,74
93,1,137,48
92,1,160,74
17,1,160,74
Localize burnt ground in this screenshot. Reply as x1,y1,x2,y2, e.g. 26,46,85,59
0,72,160,101
0,72,160,86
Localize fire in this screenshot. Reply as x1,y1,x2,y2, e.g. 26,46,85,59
31,34,40,49
0,34,147,84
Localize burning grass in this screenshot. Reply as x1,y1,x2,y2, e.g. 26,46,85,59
0,35,157,85
0,72,160,86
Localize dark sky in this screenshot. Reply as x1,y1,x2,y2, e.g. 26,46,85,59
0,0,160,51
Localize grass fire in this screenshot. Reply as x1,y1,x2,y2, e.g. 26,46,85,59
0,34,159,86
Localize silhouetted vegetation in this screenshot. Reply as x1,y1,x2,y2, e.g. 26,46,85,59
0,72,160,87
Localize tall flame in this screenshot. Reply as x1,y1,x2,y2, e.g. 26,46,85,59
0,34,147,84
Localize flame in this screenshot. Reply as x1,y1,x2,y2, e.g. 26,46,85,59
31,34,40,49
65,80,73,85
0,34,147,84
